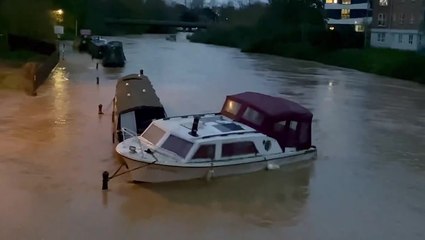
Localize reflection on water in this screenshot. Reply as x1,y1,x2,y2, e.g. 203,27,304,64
120,162,313,227
52,66,70,127
0,34,424,240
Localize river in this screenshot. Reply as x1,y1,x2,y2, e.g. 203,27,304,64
0,33,424,240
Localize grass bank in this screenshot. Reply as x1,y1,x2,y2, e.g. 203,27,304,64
189,28,425,84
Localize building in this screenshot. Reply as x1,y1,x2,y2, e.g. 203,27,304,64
370,0,425,51
325,0,373,32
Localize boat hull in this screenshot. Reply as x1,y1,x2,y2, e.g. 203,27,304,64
118,148,317,183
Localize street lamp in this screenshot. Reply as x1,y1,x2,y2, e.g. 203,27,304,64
51,9,64,23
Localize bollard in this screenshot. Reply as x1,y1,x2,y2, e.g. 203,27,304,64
98,104,104,114
96,77,99,85
102,171,109,190
96,63,99,70
139,69,144,75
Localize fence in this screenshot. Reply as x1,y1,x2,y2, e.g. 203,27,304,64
7,34,55,55
32,50,60,94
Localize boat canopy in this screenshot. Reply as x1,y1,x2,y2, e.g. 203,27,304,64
220,92,313,150
115,74,164,114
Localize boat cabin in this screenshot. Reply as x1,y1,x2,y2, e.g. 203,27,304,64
220,92,313,151
113,72,166,142
139,113,281,163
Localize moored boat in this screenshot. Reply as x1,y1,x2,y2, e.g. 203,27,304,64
102,41,126,68
112,71,167,143
116,92,317,183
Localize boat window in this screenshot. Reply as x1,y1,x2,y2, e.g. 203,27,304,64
223,100,241,116
192,144,215,159
221,141,258,157
141,124,165,145
298,122,310,144
289,121,298,131
274,121,287,132
242,107,264,125
161,135,194,158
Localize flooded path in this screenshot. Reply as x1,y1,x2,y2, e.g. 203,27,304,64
0,33,424,239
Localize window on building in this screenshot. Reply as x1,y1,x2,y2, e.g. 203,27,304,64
355,24,365,32
399,34,403,43
221,141,258,157
242,107,264,125
342,0,351,4
410,14,414,24
192,144,215,159
341,9,350,19
409,34,413,44
326,0,338,3
377,33,386,42
379,0,388,6
400,13,405,24
378,13,386,26
161,135,194,158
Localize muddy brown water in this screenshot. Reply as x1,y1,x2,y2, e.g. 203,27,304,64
0,33,424,240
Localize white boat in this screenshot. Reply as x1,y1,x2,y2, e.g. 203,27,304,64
115,92,317,183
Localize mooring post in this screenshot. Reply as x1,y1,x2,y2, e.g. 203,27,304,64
31,75,37,96
102,171,109,190
96,77,99,85
98,104,103,114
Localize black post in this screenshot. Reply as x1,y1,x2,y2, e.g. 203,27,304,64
139,69,144,75
98,104,103,114
189,116,200,136
96,77,99,85
96,62,99,70
102,171,109,190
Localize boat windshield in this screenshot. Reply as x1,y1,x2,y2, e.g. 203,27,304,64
161,134,193,159
141,124,166,145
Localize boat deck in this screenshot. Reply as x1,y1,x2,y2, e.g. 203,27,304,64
153,114,258,140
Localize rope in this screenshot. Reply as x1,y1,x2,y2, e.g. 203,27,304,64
103,98,114,111
109,159,158,180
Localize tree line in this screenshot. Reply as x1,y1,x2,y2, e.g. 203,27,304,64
0,0,226,39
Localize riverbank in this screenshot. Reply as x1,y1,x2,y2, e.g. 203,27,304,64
188,29,425,84
0,51,45,91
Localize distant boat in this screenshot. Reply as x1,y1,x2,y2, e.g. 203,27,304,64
102,41,126,68
112,71,167,143
166,34,176,41
77,35,91,52
88,35,107,59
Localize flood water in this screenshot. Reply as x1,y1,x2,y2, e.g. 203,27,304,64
0,33,424,239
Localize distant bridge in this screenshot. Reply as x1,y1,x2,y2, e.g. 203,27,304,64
104,18,212,29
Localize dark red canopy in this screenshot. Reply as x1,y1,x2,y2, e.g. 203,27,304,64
224,92,312,121
220,92,313,150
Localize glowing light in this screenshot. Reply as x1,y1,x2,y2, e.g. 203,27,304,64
329,26,335,30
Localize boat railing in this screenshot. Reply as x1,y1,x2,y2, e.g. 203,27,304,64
121,127,144,154
163,112,220,121
201,130,258,139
